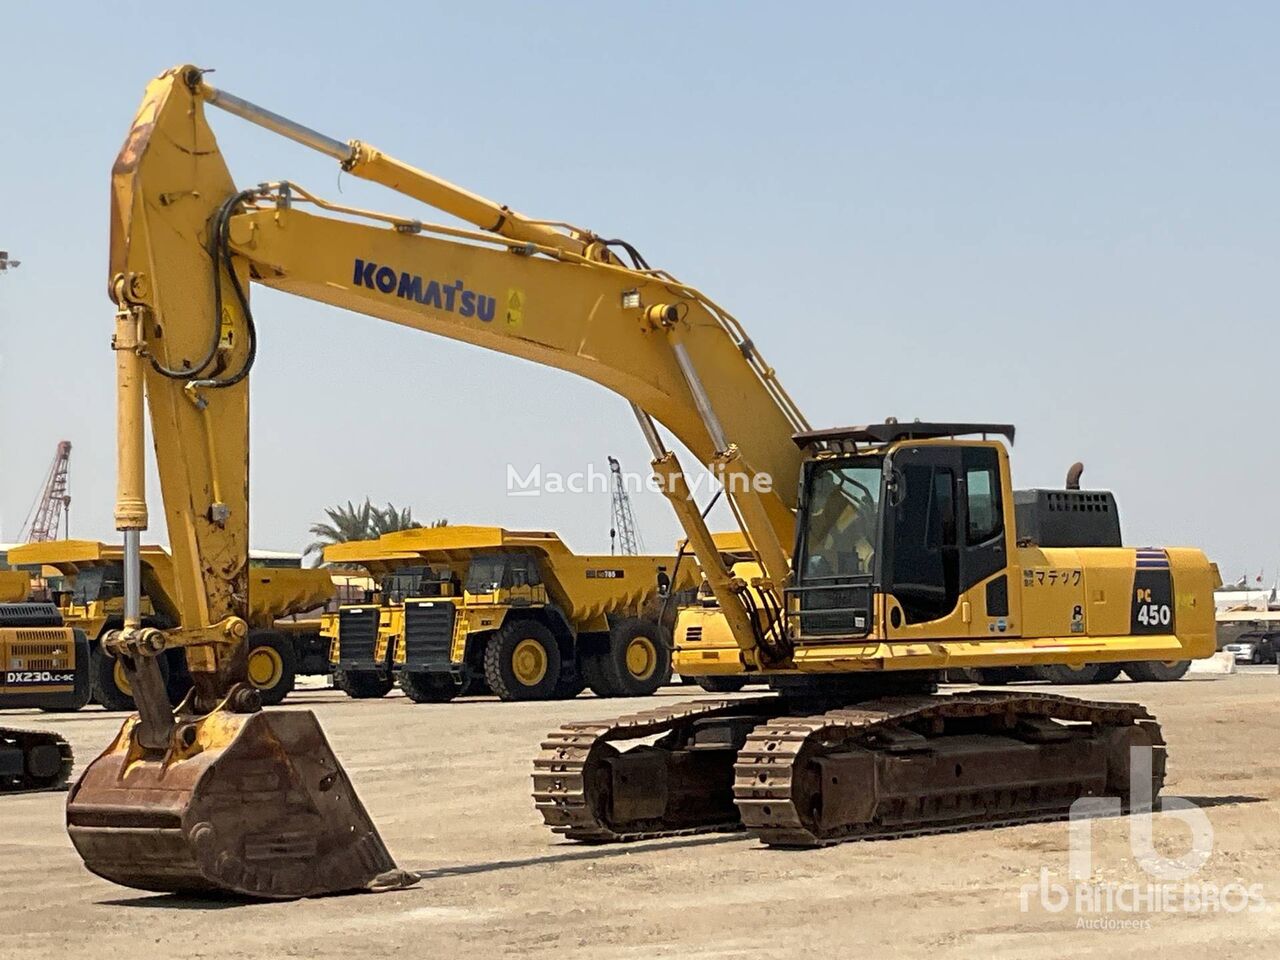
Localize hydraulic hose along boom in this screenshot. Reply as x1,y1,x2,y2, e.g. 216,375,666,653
75,65,1215,899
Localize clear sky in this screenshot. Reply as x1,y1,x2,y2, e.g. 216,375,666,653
0,2,1275,578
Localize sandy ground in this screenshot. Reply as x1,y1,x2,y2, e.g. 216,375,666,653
4,670,1279,959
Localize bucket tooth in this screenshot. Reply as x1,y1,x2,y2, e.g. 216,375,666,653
66,709,402,899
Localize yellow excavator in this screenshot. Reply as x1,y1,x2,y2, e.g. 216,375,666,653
0,602,82,791
70,65,1215,898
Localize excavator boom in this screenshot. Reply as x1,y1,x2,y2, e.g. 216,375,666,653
76,63,807,899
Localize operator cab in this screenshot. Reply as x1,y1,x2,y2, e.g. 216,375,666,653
381,564,457,603
464,552,545,606
789,422,1014,640
60,563,126,608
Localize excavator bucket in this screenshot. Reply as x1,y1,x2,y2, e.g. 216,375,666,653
66,708,402,899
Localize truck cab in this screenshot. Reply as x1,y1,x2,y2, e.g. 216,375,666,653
322,542,434,699
398,552,544,701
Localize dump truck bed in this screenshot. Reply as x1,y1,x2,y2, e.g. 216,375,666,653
0,571,29,603
350,526,696,626
7,541,335,626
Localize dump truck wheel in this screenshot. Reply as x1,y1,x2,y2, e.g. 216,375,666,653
597,619,672,698
1122,660,1191,683
484,621,561,701
245,630,298,706
92,644,170,712
962,667,1022,686
336,669,394,699
164,651,194,704
459,670,490,697
577,636,617,698
1032,663,1101,685
1093,663,1124,683
400,670,459,703
552,665,587,700
694,675,748,693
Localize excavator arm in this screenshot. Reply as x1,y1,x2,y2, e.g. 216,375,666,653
110,65,809,692
71,64,814,898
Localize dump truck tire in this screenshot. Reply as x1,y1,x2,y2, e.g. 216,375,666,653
552,665,587,700
244,630,298,706
336,669,393,699
1093,663,1124,683
694,675,748,693
484,620,561,701
1032,663,1101,685
92,644,170,712
577,636,617,698
459,671,490,697
962,667,1022,686
400,671,459,703
595,619,672,698
1122,660,1191,683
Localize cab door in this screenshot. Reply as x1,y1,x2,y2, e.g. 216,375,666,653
959,445,1018,638
883,445,964,637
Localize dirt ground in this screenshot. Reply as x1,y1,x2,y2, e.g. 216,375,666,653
4,670,1279,959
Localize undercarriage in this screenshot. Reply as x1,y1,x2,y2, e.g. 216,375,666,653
533,687,1164,847
0,727,74,794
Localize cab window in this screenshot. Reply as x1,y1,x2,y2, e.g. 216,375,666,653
890,462,959,623
964,450,1003,545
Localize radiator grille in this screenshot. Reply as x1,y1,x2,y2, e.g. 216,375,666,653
402,601,455,670
336,607,379,668
13,629,69,644
4,637,73,670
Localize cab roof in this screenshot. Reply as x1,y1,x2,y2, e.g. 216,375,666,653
794,421,1016,449
324,525,573,565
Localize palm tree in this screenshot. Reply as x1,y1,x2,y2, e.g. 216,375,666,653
304,498,444,562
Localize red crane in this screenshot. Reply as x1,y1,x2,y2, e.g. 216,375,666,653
21,441,72,542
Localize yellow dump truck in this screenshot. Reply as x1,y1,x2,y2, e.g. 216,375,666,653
0,570,30,604
6,541,335,708
321,542,426,699
325,526,696,702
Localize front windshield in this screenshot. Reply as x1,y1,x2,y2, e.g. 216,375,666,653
464,553,541,593
465,556,508,593
800,459,882,580
379,565,434,602
69,564,125,604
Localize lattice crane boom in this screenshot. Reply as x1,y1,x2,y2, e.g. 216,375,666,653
22,440,72,542
608,455,643,556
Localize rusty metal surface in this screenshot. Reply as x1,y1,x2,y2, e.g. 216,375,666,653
534,691,1167,850
66,709,397,899
0,727,74,793
735,691,1166,846
533,696,787,842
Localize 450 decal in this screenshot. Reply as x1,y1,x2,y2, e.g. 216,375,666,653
1130,573,1175,635
1135,599,1172,628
